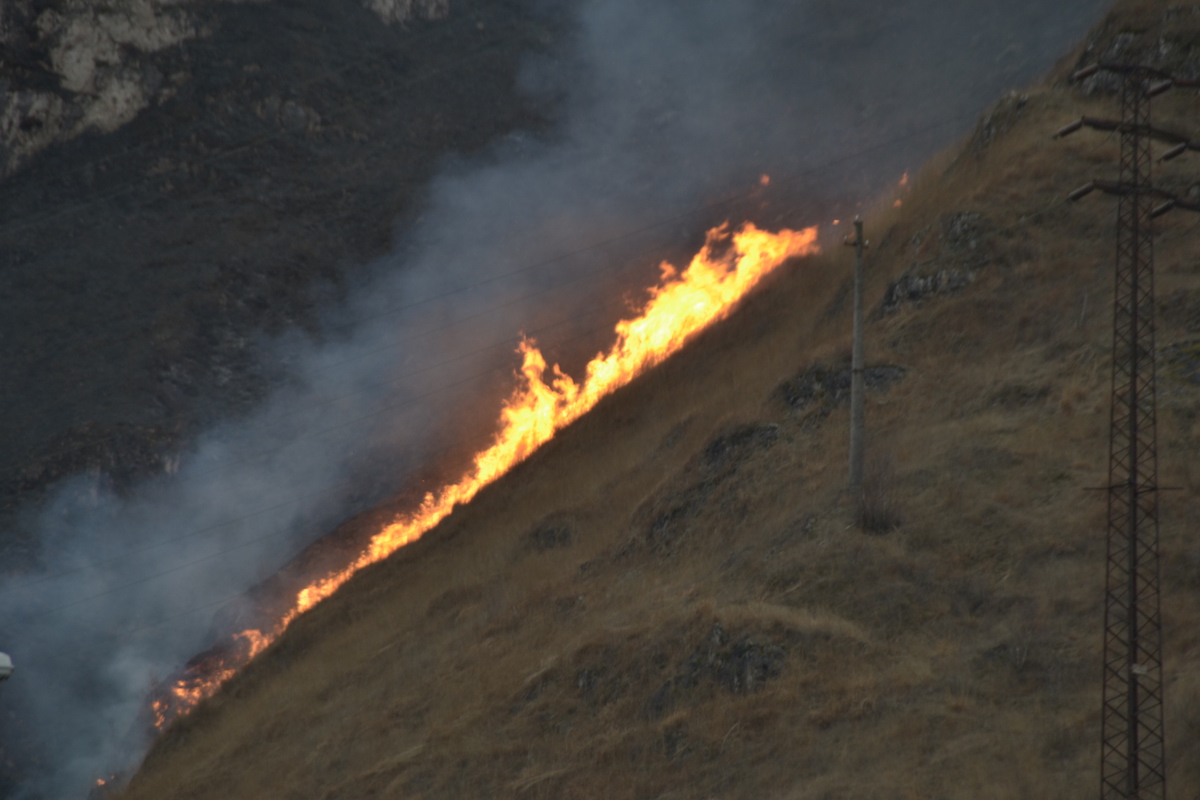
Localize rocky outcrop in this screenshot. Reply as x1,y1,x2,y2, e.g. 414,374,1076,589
1,0,194,177
879,211,993,313
364,0,448,25
1067,4,1200,93
0,0,449,179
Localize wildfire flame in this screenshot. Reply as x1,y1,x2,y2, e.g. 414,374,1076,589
152,221,818,728
150,630,271,728
92,774,119,796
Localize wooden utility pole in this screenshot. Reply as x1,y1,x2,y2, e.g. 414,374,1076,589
845,217,867,493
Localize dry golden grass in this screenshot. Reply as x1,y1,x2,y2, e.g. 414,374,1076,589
118,3,1200,798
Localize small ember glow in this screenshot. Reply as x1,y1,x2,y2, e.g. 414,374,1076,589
893,199,903,208
832,219,840,226
759,174,770,186
899,170,910,187
152,222,819,729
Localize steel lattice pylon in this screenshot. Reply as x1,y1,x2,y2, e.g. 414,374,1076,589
1099,69,1166,800
1060,59,1200,800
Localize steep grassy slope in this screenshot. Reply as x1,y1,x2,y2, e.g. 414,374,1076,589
118,2,1200,798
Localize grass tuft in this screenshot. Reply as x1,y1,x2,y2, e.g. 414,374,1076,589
856,455,902,534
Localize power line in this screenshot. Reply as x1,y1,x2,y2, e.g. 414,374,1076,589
2,235,676,578
9,187,1078,643
14,102,957,374
4,255,748,620
4,153,1092,700
0,113,988,608
3,151,1077,619
16,211,1092,698
17,585,256,666
27,186,1111,685
6,110,976,454
0,86,1015,633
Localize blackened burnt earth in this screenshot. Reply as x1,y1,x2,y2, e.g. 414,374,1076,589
0,0,565,565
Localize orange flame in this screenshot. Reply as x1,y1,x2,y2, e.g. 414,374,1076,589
151,629,271,728
153,222,818,727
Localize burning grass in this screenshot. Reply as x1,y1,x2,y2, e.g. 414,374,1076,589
149,222,819,729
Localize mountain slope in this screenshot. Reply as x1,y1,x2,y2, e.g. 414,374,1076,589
118,2,1200,798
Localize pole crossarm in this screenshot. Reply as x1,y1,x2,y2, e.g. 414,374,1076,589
1055,117,1200,153
1067,181,1200,216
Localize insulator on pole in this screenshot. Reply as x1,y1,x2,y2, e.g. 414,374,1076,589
1161,142,1188,161
1069,182,1097,201
1056,119,1085,138
1147,79,1175,98
1150,200,1177,218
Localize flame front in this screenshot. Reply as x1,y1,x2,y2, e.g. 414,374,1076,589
153,222,818,727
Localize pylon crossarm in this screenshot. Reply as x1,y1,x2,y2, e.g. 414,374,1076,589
1068,180,1199,216
1150,197,1200,218
1054,116,1199,149
1093,118,1194,146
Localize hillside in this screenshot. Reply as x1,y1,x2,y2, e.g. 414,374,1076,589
113,2,1200,799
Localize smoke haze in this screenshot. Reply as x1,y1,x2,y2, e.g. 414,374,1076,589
0,0,1108,796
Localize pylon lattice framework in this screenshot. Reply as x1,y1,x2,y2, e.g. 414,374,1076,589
1099,68,1166,800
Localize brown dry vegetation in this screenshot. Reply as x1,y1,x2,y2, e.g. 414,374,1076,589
118,2,1200,798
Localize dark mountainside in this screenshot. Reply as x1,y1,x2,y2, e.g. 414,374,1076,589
0,0,1183,797
0,0,554,553
0,0,556,793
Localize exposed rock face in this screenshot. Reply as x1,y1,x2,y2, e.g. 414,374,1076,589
364,0,448,25
1068,3,1200,94
0,0,449,178
1,0,193,176
878,211,994,313
777,364,907,421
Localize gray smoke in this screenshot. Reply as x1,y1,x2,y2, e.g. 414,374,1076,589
0,0,1109,797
